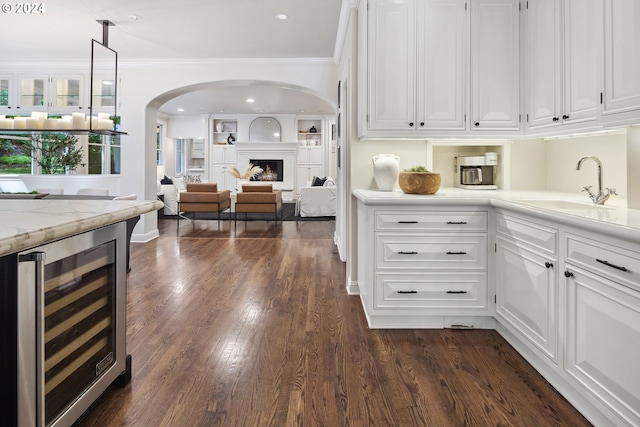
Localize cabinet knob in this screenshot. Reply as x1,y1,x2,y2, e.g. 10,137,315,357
409,122,414,127
545,262,553,269
562,115,570,120
552,117,559,122
420,122,425,127
474,122,480,127
564,271,574,278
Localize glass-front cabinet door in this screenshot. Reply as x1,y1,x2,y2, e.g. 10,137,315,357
0,76,12,109
18,75,47,109
91,75,117,110
53,75,84,110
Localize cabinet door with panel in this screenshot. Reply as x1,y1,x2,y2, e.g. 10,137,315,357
416,0,467,130
602,0,640,116
0,75,15,111
367,0,416,131
494,211,559,363
471,0,520,130
563,266,640,427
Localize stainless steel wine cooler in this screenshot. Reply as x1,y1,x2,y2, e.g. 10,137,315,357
1,222,129,427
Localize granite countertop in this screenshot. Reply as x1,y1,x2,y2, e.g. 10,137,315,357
353,188,640,243
0,199,164,256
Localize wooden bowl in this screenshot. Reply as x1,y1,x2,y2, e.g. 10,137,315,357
398,172,441,194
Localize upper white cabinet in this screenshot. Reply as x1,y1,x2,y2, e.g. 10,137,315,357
526,0,599,129
362,0,467,137
1,73,88,113
602,0,640,117
470,0,520,131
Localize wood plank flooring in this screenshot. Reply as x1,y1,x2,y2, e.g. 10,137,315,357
78,218,592,426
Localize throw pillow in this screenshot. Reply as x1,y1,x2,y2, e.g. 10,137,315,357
312,176,327,186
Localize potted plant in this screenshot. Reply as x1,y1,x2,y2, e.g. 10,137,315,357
398,166,441,194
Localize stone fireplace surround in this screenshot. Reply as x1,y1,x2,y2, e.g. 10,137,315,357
235,142,298,201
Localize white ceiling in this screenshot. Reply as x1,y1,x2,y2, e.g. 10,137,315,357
0,0,344,116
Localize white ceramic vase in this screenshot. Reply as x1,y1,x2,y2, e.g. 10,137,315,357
372,154,400,191
216,122,224,133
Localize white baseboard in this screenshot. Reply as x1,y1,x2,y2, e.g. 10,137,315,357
131,230,160,243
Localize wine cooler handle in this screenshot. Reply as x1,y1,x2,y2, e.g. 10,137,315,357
19,251,46,427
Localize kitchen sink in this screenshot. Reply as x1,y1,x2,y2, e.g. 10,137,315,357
516,199,614,211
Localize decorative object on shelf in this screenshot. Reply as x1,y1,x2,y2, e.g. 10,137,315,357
227,133,235,144
306,134,321,146
216,122,224,133
372,154,400,192
399,166,441,194
309,125,317,133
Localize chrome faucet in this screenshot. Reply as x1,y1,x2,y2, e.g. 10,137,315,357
576,156,617,205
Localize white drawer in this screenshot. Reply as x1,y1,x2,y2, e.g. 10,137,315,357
376,211,487,232
565,233,640,291
375,273,487,309
376,234,487,270
496,211,558,255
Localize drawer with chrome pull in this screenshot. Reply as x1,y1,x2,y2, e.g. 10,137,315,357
375,273,487,309
375,211,487,232
375,234,487,270
565,233,640,291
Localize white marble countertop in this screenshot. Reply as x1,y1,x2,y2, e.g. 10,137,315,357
0,199,164,256
353,188,640,243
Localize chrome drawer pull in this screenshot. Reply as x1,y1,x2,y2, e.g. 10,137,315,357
446,221,467,225
398,220,418,224
397,290,417,294
446,290,468,294
446,251,467,255
596,258,628,272
398,251,418,255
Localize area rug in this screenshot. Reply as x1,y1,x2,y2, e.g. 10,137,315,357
171,203,334,222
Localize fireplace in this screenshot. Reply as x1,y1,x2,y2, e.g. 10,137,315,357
250,159,283,182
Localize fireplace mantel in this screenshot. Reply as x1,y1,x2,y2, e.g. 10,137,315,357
234,141,299,150
235,142,298,198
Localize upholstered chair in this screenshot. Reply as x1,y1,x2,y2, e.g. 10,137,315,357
177,183,231,232
235,183,283,227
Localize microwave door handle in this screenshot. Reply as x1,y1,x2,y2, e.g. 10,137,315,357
477,168,482,183
18,252,46,427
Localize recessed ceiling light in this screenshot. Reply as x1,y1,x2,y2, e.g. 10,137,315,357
177,108,184,112
246,98,255,103
129,15,143,21
275,13,288,20
218,109,225,113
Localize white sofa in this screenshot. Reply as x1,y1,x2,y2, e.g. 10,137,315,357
296,186,336,217
158,176,185,215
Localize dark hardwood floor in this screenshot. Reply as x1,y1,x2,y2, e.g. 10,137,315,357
79,218,592,426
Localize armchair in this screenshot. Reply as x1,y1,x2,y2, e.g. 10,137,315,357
177,183,231,233
235,183,283,227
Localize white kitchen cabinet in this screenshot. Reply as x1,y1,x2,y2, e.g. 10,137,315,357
0,75,15,112
471,0,520,131
363,0,466,135
296,146,322,193
211,145,237,192
602,0,640,117
356,202,491,328
1,73,87,113
191,139,205,159
495,211,559,364
564,231,640,427
526,0,599,129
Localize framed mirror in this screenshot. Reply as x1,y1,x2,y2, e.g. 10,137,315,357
89,39,118,127
249,117,281,142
